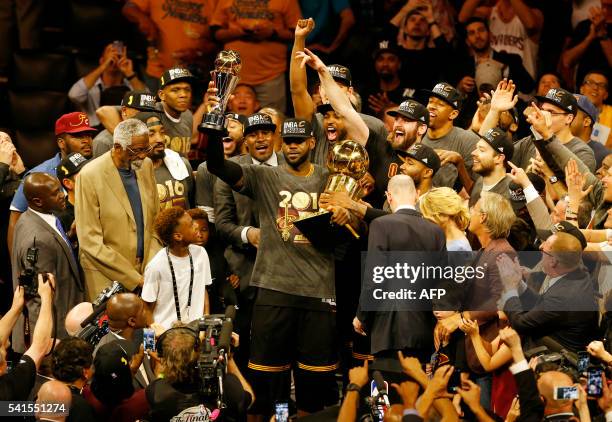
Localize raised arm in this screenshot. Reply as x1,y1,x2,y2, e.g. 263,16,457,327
24,274,55,369
479,79,518,136
0,286,24,345
204,130,245,191
296,48,369,145
509,0,543,35
290,19,316,120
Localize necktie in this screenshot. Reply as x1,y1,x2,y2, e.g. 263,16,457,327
539,275,551,295
55,217,76,260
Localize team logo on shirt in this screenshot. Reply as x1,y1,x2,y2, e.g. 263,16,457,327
276,190,319,243
170,404,215,421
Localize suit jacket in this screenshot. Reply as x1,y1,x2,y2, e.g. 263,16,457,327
512,368,544,422
11,209,86,352
504,268,599,352
357,208,447,355
75,152,161,300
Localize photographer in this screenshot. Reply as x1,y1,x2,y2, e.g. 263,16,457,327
145,324,253,421
0,275,55,400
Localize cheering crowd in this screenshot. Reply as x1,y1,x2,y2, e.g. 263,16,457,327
2,0,612,421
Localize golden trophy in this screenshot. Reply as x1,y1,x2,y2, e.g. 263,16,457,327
198,50,242,133
294,140,369,246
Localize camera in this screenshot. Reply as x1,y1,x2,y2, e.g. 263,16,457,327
77,281,126,347
196,306,235,408
18,243,41,298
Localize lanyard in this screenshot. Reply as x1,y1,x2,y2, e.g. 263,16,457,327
165,247,194,322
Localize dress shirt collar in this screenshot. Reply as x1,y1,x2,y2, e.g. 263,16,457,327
394,204,416,213
252,152,278,167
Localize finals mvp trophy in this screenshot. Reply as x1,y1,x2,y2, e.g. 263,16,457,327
198,50,241,133
294,140,369,248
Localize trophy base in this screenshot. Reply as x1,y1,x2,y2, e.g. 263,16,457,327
293,211,358,250
198,112,226,134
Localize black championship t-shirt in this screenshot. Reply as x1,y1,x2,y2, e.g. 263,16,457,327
146,374,251,422
239,164,335,300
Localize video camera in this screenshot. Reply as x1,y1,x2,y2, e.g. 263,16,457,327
525,337,581,377
17,240,41,298
77,281,126,346
196,305,236,409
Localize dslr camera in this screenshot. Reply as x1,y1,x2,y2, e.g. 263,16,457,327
18,243,44,298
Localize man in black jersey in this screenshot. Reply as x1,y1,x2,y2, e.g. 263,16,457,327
204,116,354,418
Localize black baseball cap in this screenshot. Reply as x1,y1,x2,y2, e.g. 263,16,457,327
327,64,352,86
479,127,514,162
397,143,441,174
535,88,578,115
90,341,134,405
372,40,401,60
121,91,159,112
422,82,463,110
508,172,545,212
159,67,195,88
133,111,163,126
281,118,313,140
243,113,276,136
56,152,89,180
387,99,429,126
225,112,247,126
537,221,588,250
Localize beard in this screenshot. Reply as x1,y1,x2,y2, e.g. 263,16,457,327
379,71,395,82
284,150,309,168
150,149,166,160
130,159,144,171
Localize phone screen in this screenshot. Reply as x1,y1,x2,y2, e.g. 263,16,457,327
275,402,289,422
143,328,155,353
588,369,603,397
554,386,579,400
577,351,590,372
447,367,461,393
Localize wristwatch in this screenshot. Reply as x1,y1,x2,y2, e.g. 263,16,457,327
549,176,558,184
346,383,362,392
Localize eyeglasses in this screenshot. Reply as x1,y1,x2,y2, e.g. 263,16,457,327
583,79,608,90
126,144,153,156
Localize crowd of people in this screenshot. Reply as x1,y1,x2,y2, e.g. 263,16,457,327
2,0,612,421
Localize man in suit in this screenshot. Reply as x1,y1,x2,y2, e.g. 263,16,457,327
11,173,86,352
75,118,161,300
498,229,599,352
213,113,284,371
354,174,447,370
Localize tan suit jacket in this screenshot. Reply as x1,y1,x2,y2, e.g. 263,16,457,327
75,152,161,300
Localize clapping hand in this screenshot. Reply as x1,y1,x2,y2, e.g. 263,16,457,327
496,254,523,291
490,79,518,112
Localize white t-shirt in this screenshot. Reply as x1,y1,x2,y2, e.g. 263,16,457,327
142,244,212,329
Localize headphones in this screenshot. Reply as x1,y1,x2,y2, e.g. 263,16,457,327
155,325,199,358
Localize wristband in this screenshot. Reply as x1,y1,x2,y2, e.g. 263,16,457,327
126,74,137,80
346,383,362,392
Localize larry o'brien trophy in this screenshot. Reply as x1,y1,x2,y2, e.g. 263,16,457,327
198,50,241,133
294,140,369,247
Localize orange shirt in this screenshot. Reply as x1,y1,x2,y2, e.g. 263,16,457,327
210,0,301,85
131,0,218,78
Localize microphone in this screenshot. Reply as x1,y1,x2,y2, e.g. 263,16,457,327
372,370,391,407
218,319,233,354
224,305,236,321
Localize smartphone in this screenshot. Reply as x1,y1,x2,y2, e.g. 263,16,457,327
577,351,590,372
371,380,389,422
112,40,126,56
143,328,155,353
553,386,579,400
447,367,461,393
274,401,289,422
588,369,603,397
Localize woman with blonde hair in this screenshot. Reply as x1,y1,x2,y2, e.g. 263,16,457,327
419,187,471,251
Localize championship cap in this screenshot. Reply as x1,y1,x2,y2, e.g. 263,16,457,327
535,88,578,115
281,118,313,139
243,113,276,136
159,67,195,88
386,99,429,126
422,82,463,109
121,90,159,112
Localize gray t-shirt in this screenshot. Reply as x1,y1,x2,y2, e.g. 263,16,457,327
156,103,194,157
154,157,194,210
468,175,512,207
239,164,335,299
93,129,113,158
422,126,479,188
512,134,596,173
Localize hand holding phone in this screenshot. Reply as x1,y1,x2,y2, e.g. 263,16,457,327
275,401,289,422
588,369,603,397
553,386,579,400
143,328,156,353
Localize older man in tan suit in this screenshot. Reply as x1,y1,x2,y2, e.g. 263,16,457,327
75,118,161,300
